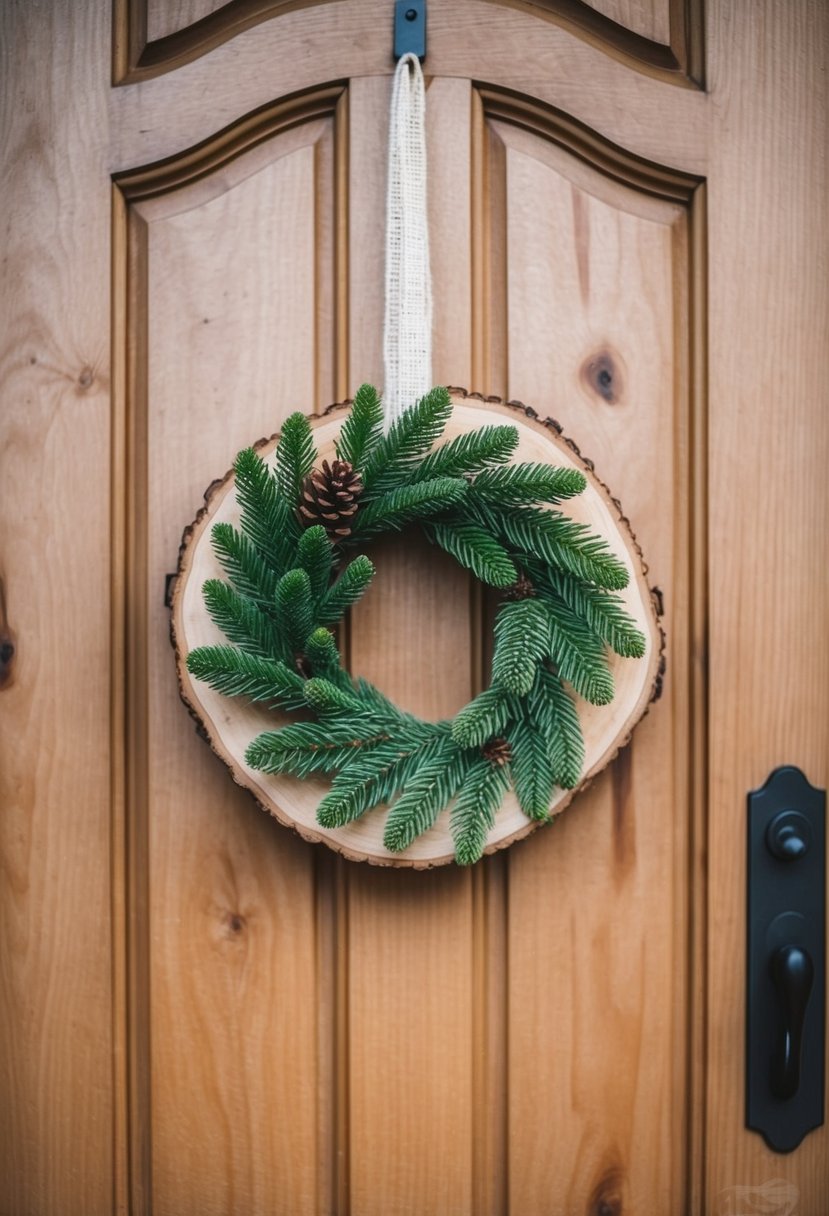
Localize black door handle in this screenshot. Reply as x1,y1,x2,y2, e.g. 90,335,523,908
770,945,814,1100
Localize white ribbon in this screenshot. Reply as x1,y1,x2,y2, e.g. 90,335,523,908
382,53,433,430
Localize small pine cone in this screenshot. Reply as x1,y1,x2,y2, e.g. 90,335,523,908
482,736,512,767
503,572,535,600
298,459,363,540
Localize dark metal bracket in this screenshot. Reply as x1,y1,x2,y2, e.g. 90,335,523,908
747,765,826,1152
394,0,426,61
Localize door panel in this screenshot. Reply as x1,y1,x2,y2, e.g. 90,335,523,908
2,2,827,1214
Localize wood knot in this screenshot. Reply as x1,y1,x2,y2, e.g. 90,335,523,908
224,911,247,936
0,635,15,689
587,1162,627,1216
581,349,624,405
77,366,94,391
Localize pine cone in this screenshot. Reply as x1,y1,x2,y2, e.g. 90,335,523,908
298,459,363,540
502,572,535,600
482,736,512,767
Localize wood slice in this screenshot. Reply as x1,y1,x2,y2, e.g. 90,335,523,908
171,389,663,867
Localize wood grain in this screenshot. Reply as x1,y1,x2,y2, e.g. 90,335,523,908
704,1,829,1209
0,2,114,1214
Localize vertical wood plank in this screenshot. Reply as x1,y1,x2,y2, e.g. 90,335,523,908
502,135,690,1214
705,1,829,1209
140,140,330,1216
345,74,476,1216
0,3,114,1213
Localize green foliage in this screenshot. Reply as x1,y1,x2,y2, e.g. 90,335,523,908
234,447,298,570
542,567,646,658
509,714,555,821
211,522,278,608
186,646,306,710
452,687,513,748
471,502,629,590
383,737,471,853
491,598,550,695
361,386,453,493
354,476,468,537
275,568,314,654
317,555,375,625
297,525,333,601
276,412,317,505
427,519,517,587
335,383,383,469
246,721,387,778
202,578,287,663
470,463,586,506
187,384,648,863
409,425,518,482
450,757,510,865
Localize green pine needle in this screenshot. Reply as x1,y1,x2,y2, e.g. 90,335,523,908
382,737,470,852
335,384,384,469
246,721,388,778
318,555,375,625
426,519,517,587
234,446,299,570
211,522,278,609
354,476,468,537
297,525,333,602
316,737,439,828
409,425,518,482
542,568,646,658
471,502,630,591
451,756,510,865
186,646,306,710
275,568,315,654
452,687,513,748
470,463,586,506
361,386,453,494
276,412,317,506
539,667,585,789
202,578,287,663
491,598,550,695
539,596,615,705
303,676,366,714
509,715,556,821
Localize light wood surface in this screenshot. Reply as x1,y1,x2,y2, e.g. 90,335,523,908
3,1,828,1213
173,394,663,866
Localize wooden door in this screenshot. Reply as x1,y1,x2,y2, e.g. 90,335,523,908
2,2,827,1213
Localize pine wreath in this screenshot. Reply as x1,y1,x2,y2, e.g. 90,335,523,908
177,385,660,866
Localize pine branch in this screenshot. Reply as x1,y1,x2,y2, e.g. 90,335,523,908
234,446,298,571
304,626,350,687
508,714,555,821
470,502,629,590
452,686,513,748
275,412,317,506
211,522,278,609
491,598,550,695
450,756,510,865
539,595,615,705
335,383,383,470
361,386,453,494
296,525,333,601
317,555,375,625
426,519,517,588
353,477,468,538
538,666,584,789
316,737,439,828
383,737,472,853
303,676,368,715
275,568,315,654
352,679,439,737
540,567,646,658
246,721,388,778
469,463,586,506
202,579,288,663
186,646,307,710
408,425,518,482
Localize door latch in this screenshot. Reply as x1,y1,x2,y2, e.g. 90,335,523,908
746,766,825,1152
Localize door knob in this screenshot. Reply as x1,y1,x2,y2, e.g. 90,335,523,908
746,766,825,1152
770,944,814,1100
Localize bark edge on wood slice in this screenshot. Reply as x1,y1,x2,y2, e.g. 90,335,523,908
171,389,664,868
